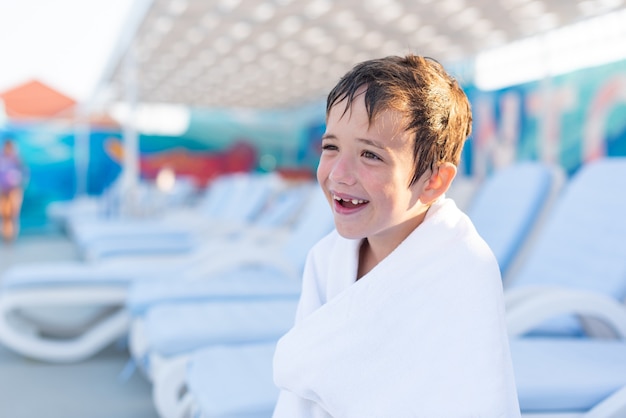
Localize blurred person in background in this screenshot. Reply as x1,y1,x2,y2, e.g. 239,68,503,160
0,137,27,242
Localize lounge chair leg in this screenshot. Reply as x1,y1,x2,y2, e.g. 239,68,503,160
153,356,192,418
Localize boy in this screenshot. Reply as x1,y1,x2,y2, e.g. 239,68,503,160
273,55,520,416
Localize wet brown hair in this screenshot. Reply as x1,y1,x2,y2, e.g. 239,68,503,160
326,54,472,186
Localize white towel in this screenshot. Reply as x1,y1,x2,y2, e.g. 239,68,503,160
273,198,520,417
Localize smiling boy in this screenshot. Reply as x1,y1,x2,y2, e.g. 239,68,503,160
273,55,520,417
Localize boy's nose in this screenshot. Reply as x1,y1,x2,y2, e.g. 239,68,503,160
328,155,356,186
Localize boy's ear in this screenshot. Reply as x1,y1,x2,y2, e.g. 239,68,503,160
419,162,457,204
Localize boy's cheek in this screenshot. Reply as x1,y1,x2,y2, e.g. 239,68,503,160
316,158,330,183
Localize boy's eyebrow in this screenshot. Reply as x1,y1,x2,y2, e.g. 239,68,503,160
321,134,387,150
356,137,386,150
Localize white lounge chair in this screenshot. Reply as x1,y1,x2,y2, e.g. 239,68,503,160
503,156,626,415
504,157,626,337
507,287,626,417
135,298,299,408
81,178,315,262
158,342,280,418
126,187,334,380
69,172,287,261
0,183,328,363
465,161,564,281
48,175,196,234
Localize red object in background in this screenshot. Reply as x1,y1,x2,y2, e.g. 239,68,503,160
275,167,316,182
105,138,259,187
0,80,76,119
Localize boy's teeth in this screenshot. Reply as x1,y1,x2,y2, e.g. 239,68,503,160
333,195,366,204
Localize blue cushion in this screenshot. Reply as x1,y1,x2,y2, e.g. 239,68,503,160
467,161,554,274
71,219,191,247
511,338,626,412
126,266,301,316
85,235,196,260
145,299,297,357
508,158,626,336
1,262,150,289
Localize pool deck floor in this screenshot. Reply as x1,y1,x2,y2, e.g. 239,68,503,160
0,233,158,418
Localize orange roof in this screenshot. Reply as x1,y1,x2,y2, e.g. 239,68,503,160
0,80,76,119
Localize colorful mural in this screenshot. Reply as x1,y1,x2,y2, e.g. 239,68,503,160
1,123,121,229
1,107,325,230
466,59,626,179
104,137,257,187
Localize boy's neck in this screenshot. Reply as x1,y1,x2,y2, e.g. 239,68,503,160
356,207,430,280
357,239,375,280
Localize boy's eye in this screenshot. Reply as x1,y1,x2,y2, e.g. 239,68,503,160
321,144,338,151
362,150,382,161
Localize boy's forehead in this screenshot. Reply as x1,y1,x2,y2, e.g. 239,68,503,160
327,91,376,119
326,98,411,144
327,95,360,121
329,98,405,127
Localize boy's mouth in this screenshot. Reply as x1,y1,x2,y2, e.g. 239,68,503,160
333,194,369,209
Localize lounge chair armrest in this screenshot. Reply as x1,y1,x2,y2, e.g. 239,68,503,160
506,287,626,338
0,287,130,363
504,285,568,311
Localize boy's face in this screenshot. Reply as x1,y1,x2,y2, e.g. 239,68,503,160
318,91,432,250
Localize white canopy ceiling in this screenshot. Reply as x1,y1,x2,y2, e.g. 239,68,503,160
99,0,625,109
